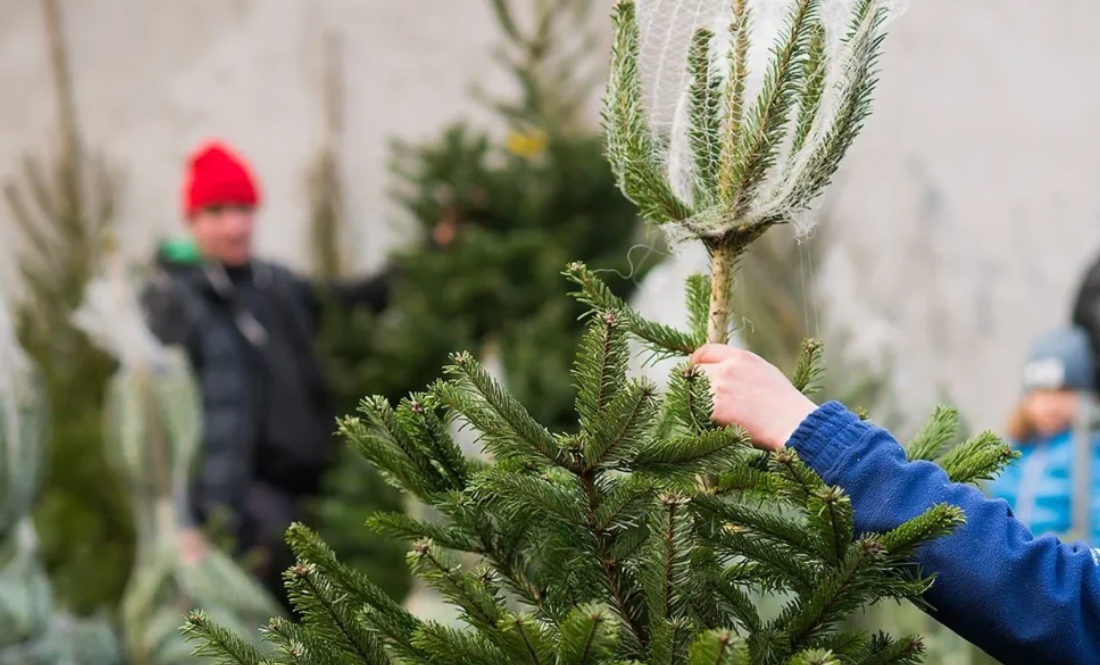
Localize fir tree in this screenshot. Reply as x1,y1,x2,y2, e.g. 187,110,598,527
315,0,658,430
188,1,1015,663
314,0,657,601
4,0,133,615
0,229,120,664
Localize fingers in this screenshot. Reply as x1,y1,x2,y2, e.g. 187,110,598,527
689,343,740,365
694,362,720,385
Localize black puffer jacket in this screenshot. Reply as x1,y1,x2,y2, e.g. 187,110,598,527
140,246,389,548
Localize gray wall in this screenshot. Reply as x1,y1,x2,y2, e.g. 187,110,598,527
831,0,1100,431
0,0,525,271
2,0,1098,432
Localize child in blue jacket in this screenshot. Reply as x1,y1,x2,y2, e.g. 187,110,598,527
691,337,1100,665
986,327,1100,547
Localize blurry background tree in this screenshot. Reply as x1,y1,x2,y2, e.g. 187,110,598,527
312,0,660,605
3,0,133,616
0,248,121,665
304,30,413,604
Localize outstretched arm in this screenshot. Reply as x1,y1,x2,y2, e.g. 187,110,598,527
298,266,395,323
789,402,1100,665
325,269,392,314
690,344,1100,665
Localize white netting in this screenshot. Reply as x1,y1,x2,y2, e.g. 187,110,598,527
71,253,171,371
0,287,38,525
630,0,905,242
0,292,30,379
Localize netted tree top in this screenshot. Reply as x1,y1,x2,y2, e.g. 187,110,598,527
606,0,903,245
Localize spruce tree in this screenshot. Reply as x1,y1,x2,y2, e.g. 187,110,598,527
186,1,1015,663
0,248,120,664
314,0,657,602
4,0,133,614
314,0,658,430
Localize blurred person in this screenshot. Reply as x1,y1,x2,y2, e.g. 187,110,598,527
140,140,393,612
1072,254,1100,384
691,340,1100,665
986,327,1100,546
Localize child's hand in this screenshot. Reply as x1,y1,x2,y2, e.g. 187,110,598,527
689,344,817,452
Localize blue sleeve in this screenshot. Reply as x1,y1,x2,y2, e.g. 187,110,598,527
787,401,1100,665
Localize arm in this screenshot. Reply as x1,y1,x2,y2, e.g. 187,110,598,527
788,402,1100,665
308,266,395,318
140,275,201,361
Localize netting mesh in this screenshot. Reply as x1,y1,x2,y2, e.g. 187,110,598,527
0,287,44,538
71,260,170,373
617,0,905,244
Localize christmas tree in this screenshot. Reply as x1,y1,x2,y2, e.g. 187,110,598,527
0,242,120,665
186,1,1016,663
4,0,133,615
313,0,658,602
315,0,659,429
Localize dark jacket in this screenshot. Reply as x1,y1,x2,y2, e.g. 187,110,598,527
1072,256,1100,381
140,247,389,545
789,402,1100,665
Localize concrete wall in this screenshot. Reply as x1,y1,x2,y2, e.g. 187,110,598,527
832,0,1100,431
0,0,531,271
2,0,1099,431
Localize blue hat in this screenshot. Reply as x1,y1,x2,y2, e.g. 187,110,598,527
1022,327,1095,393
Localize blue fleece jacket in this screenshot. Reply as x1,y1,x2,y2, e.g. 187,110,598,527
788,402,1100,665
985,429,1100,547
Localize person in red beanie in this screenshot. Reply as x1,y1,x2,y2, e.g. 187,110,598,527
140,140,395,613
179,141,262,266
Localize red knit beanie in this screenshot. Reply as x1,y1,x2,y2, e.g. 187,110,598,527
181,140,261,216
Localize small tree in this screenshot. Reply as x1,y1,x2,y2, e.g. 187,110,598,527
5,0,133,614
0,237,120,665
186,1,1014,662
314,0,659,431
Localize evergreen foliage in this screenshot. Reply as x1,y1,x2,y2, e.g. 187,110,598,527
72,252,281,665
3,0,133,614
186,261,1014,664
314,0,657,598
732,195,995,665
0,247,121,664
188,1,1015,663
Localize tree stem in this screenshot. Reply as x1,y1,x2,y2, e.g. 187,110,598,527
707,242,737,344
